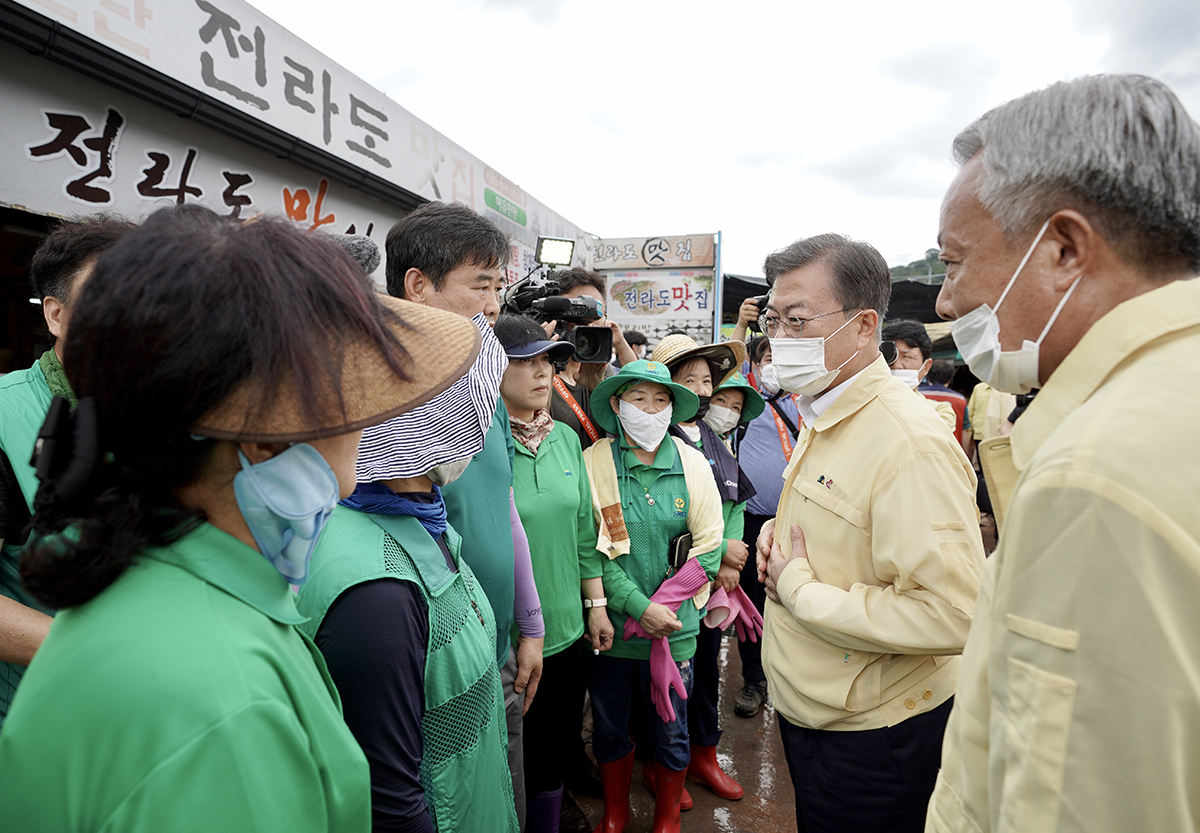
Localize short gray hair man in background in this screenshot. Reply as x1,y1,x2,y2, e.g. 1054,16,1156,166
928,75,1200,832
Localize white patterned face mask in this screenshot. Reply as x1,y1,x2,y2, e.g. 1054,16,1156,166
951,220,1083,394
618,400,673,451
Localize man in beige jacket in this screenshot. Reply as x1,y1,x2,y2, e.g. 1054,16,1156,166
755,234,985,833
925,75,1200,833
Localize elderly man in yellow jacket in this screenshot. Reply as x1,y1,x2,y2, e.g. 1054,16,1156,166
755,233,985,833
925,75,1200,833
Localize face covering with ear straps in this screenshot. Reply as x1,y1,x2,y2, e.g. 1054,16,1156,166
951,220,1084,395
703,404,742,437
233,442,340,586
619,400,673,451
770,310,863,397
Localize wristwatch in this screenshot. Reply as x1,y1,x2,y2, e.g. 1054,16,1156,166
583,597,607,609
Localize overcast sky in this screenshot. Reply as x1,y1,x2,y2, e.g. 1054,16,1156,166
247,0,1200,277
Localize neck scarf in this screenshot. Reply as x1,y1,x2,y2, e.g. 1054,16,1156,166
340,482,448,540
39,349,77,409
510,408,555,454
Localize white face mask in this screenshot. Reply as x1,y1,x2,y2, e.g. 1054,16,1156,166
951,220,1083,395
770,310,863,396
891,368,922,389
703,403,741,437
427,455,473,487
618,399,673,451
759,363,781,395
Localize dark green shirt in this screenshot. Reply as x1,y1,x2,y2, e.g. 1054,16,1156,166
0,523,371,833
602,439,722,662
442,402,517,665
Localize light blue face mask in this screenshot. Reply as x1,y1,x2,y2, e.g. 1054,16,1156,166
232,443,340,586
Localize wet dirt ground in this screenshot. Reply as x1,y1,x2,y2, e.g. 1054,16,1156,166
572,632,797,833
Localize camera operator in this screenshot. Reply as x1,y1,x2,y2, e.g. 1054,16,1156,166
544,269,637,449
731,294,769,344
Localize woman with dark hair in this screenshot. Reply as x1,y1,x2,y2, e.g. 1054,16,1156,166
0,206,481,833
491,314,610,832
298,313,523,833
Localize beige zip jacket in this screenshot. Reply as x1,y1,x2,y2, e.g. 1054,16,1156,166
764,354,985,731
927,277,1200,833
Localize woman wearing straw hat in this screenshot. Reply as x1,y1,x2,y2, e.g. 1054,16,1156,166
492,314,611,833
297,314,522,833
644,335,756,805
581,360,725,833
0,206,480,832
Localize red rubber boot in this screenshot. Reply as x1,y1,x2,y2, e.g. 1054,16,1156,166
650,766,688,833
641,760,693,810
593,749,636,833
686,744,744,800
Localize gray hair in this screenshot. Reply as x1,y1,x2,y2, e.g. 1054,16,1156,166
954,74,1200,275
763,233,892,332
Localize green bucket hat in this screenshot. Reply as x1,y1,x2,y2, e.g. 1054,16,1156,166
713,371,765,423
591,359,701,436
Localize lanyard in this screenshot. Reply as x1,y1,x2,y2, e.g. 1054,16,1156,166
553,376,600,442
769,394,801,463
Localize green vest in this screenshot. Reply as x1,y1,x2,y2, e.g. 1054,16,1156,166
297,508,519,833
0,358,56,724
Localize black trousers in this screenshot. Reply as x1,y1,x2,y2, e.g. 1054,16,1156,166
737,512,771,687
778,698,952,833
686,621,722,747
523,639,587,794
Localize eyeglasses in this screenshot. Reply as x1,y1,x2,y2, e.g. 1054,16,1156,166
757,308,855,338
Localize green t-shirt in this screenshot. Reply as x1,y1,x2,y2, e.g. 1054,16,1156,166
601,438,722,662
511,420,601,657
443,402,517,665
0,357,55,724
0,523,371,833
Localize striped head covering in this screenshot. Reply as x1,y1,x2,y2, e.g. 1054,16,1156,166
355,313,508,481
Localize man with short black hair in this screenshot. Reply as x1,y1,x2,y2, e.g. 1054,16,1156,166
928,74,1200,833
385,202,542,830
882,320,959,435
547,268,635,449
755,233,984,833
0,213,133,724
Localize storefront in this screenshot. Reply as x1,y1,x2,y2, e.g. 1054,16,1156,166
0,0,592,371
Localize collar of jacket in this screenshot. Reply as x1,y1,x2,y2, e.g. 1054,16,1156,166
1011,277,1200,471
808,352,894,434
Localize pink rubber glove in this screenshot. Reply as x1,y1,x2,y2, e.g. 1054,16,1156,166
703,586,736,630
729,585,764,643
648,635,687,723
623,558,710,642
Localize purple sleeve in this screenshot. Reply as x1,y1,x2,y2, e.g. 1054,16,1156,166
511,490,545,638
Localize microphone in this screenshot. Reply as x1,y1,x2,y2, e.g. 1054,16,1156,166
329,234,381,275
534,296,574,315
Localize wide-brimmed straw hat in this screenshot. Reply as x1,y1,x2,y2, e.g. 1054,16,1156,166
591,360,700,436
192,296,481,442
650,334,746,389
713,371,766,423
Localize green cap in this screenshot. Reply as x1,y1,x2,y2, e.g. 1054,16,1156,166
713,370,765,423
591,359,701,435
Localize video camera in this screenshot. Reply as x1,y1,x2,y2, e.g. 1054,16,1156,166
501,275,613,364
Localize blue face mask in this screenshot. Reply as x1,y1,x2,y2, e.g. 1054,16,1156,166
233,443,340,586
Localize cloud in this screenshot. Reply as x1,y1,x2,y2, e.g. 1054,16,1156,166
804,43,1002,199
732,149,796,170
586,110,626,136
1067,0,1200,103
457,0,567,26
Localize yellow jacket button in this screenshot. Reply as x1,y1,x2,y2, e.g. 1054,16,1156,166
904,698,916,709
923,690,933,700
